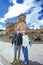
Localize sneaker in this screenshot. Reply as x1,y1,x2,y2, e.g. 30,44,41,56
14,60,17,63
11,58,16,64
24,62,28,64
18,59,20,63
13,60,17,65
10,60,14,64
10,62,14,64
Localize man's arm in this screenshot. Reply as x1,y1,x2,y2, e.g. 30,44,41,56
12,36,14,46
19,33,22,45
12,34,16,46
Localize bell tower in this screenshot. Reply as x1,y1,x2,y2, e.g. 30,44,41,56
18,14,26,23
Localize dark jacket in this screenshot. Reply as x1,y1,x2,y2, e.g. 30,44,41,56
12,33,22,46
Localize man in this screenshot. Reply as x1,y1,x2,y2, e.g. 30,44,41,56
12,29,22,64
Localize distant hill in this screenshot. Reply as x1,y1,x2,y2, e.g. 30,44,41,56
0,29,6,32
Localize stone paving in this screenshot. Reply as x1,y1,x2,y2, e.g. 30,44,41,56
0,41,43,65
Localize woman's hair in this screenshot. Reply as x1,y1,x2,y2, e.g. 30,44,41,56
25,32,27,35
22,30,27,35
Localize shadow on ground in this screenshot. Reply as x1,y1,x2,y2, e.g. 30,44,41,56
0,56,43,65
19,60,43,65
29,60,43,65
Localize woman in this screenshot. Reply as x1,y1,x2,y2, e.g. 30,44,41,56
22,31,32,64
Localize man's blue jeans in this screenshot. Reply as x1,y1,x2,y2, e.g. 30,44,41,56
14,45,21,59
22,46,28,63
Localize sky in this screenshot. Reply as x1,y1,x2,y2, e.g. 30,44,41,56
0,0,43,30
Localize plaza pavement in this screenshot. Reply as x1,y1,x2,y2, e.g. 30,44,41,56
0,41,43,65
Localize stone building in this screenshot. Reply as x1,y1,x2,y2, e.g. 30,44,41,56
6,14,27,34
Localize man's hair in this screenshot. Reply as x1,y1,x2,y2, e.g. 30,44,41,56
18,28,20,30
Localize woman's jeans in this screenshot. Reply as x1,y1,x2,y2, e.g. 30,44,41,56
22,46,28,63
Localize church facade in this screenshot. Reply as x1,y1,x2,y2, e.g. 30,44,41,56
6,14,27,34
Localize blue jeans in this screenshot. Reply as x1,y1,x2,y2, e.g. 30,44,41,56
14,45,21,59
22,46,28,63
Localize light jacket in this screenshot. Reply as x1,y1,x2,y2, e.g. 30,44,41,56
22,35,30,47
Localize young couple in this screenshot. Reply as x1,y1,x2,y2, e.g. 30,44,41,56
11,29,32,64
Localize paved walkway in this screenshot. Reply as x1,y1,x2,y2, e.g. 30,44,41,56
0,56,43,65
0,55,11,65
0,41,43,65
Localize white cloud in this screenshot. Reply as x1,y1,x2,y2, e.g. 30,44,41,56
9,0,17,5
26,1,43,29
5,0,34,18
0,18,7,23
0,0,34,23
0,0,43,29
0,25,6,30
0,25,3,28
39,19,43,25
0,27,6,30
